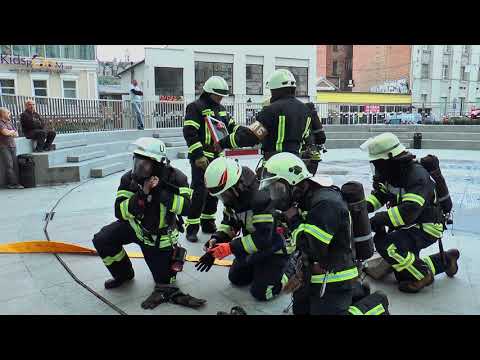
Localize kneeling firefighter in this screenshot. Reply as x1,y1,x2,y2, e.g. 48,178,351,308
195,157,294,301
260,152,389,315
361,132,460,293
300,102,327,175
92,138,206,309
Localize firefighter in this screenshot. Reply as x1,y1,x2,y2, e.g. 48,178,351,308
92,138,206,309
260,152,390,315
361,132,460,293
182,76,238,243
215,69,311,163
301,102,327,175
194,157,294,301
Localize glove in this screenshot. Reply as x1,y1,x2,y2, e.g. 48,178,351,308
141,284,178,309
203,237,217,252
170,291,206,308
208,243,232,259
195,156,209,170
370,212,388,233
195,252,215,272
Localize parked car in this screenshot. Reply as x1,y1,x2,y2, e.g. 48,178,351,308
469,108,480,119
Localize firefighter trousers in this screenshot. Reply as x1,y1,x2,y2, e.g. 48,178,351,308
228,253,289,301
185,160,218,233
374,226,449,283
292,280,389,315
92,220,176,285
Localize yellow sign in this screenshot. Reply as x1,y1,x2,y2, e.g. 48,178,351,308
316,91,411,105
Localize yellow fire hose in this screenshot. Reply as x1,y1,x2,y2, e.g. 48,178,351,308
0,241,233,267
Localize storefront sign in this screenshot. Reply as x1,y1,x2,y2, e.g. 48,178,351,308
0,53,72,73
159,95,183,101
365,105,380,113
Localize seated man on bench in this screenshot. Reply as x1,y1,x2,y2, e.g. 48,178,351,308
20,99,56,152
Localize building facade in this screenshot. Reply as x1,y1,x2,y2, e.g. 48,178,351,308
352,45,411,93
118,45,317,103
410,45,480,117
0,45,98,99
316,45,353,91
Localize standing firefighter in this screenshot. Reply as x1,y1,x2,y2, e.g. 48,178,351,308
361,132,460,293
260,152,389,315
215,69,311,165
195,157,293,301
301,102,327,175
183,76,237,243
92,138,206,310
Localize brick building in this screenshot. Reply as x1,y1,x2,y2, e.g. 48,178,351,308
352,45,411,93
316,45,353,91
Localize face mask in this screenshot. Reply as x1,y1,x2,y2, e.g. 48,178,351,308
132,157,153,182
268,180,292,211
218,187,239,208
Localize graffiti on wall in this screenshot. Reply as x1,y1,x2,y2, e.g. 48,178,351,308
369,78,410,94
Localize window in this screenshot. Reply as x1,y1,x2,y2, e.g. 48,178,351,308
461,66,467,81
441,97,448,114
463,45,471,55
421,94,427,104
476,98,480,107
62,45,78,59
1,45,12,55
459,97,465,115
33,80,48,97
332,61,338,76
246,64,263,95
444,45,452,54
154,67,183,96
194,61,233,96
275,66,308,97
332,45,338,51
79,45,95,60
421,64,429,79
30,45,45,57
442,64,449,80
46,45,60,58
63,80,77,98
12,45,29,56
0,79,15,95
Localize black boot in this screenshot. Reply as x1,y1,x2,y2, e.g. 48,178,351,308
186,224,199,243
201,220,217,234
445,249,460,277
398,268,434,293
104,272,134,289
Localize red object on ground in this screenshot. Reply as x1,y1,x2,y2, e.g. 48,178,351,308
225,149,260,157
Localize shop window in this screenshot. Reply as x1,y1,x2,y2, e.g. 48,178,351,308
154,67,183,97
33,80,48,97
46,45,60,58
246,64,263,95
62,45,78,59
332,61,338,76
0,79,15,95
275,66,308,97
195,61,233,96
12,45,30,57
30,45,45,57
461,66,467,81
0,45,12,55
79,45,95,60
442,64,449,80
63,80,77,98
421,64,429,79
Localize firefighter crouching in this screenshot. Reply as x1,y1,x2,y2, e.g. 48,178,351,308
361,132,460,293
215,69,311,165
182,76,238,243
260,152,390,315
92,138,206,309
195,157,293,301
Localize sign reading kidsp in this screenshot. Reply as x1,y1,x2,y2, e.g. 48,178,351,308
0,53,73,73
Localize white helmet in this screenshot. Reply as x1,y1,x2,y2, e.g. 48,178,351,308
129,137,167,163
203,76,229,97
259,152,312,190
360,132,407,161
205,157,242,196
266,69,296,90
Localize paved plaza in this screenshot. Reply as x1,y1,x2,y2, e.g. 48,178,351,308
1,148,479,315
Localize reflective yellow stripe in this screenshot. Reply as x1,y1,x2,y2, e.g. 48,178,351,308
292,224,305,243
303,224,333,245
185,218,200,226
365,304,386,315
311,267,358,284
422,256,436,275
387,244,424,280
102,248,127,266
184,120,200,129
200,213,216,220
300,116,312,152
348,306,363,315
391,251,415,272
179,187,193,200
204,151,215,158
366,194,382,211
252,214,274,223
229,133,237,148
265,285,274,300
281,274,289,286
170,194,184,215
387,206,405,227
188,142,202,153
116,190,134,199
240,234,258,254
158,229,179,248
218,111,227,116
120,199,134,220
159,203,167,229
276,115,285,152
205,121,211,145
229,118,236,126
202,109,214,116
402,193,425,207
218,224,232,234
420,223,444,238
232,124,240,132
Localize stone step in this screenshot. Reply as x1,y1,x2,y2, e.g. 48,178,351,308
325,131,411,140
165,140,186,147
178,151,188,159
67,151,106,163
91,162,127,178
421,139,480,151
54,139,88,150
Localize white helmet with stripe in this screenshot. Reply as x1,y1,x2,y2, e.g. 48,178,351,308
204,157,242,196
